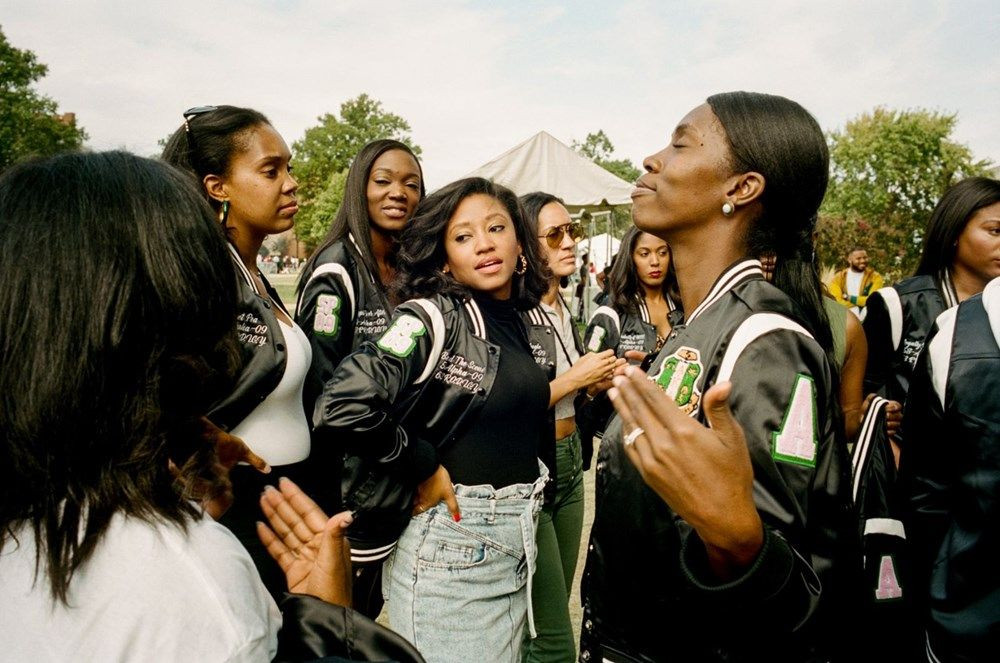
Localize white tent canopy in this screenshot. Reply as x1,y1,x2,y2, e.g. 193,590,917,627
577,233,621,273
464,131,635,211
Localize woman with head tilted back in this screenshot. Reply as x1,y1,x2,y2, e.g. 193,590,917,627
579,92,853,662
312,178,554,661
162,106,327,598
295,139,424,617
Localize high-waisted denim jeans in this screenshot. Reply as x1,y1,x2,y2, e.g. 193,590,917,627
383,464,548,663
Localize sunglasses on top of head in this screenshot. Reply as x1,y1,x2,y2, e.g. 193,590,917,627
183,105,218,133
538,222,586,249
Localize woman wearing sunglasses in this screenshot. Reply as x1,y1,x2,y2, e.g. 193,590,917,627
162,105,325,598
295,139,424,618
517,192,622,662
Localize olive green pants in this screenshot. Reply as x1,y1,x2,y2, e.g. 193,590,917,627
523,430,586,662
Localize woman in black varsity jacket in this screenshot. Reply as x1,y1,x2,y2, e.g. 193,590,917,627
313,178,556,661
580,224,679,462
162,106,321,598
295,139,424,617
902,276,1000,662
864,177,1000,406
580,92,856,662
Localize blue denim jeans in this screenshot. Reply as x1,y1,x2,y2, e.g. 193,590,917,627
384,464,548,662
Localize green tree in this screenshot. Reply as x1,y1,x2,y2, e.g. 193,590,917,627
292,94,420,249
572,130,641,239
297,169,348,249
572,129,642,184
817,107,992,279
0,27,87,171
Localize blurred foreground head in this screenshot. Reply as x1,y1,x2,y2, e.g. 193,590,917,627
0,150,239,601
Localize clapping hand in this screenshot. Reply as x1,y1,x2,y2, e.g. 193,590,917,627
257,477,353,607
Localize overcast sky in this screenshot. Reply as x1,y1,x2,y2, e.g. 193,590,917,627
3,0,997,188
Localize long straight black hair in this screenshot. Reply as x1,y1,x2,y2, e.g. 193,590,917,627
394,177,550,309
0,151,239,602
301,139,425,292
707,91,833,355
915,176,1000,277
607,225,678,314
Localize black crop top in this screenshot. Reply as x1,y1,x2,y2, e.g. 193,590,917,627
437,294,549,487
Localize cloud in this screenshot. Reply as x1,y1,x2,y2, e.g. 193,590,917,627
3,0,997,188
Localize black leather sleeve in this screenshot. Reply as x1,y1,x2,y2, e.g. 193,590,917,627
274,594,424,663
312,301,440,482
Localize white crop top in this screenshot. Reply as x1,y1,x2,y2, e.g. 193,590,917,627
230,318,312,466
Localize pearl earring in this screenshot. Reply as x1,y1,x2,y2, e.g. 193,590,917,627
722,201,734,216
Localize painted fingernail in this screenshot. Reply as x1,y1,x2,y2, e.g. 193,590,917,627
453,513,462,522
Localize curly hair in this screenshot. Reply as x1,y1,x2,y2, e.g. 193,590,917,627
0,151,239,602
393,178,550,308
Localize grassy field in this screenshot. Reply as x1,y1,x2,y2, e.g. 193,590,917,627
267,272,301,311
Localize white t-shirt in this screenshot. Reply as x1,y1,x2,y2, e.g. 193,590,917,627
230,318,312,467
0,511,280,662
846,269,864,297
541,298,581,421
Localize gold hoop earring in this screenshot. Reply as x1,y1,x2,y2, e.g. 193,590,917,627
219,200,230,224
515,254,527,275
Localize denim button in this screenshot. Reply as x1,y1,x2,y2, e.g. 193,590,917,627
488,346,497,354
585,619,593,631
581,651,591,661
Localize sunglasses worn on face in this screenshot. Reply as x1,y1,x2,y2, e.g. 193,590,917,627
183,105,218,133
538,222,585,249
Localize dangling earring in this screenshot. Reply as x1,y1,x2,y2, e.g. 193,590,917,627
515,254,528,275
721,201,735,217
219,200,230,224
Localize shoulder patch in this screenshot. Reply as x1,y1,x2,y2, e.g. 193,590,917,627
377,314,426,358
874,554,903,601
587,326,607,352
771,373,818,467
313,294,342,337
652,346,703,415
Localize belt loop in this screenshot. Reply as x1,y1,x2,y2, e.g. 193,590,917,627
519,501,538,638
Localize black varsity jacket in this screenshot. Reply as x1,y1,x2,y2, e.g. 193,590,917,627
863,271,958,403
579,259,855,662
295,234,393,417
208,243,290,432
902,277,1000,662
521,294,587,490
312,293,549,556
